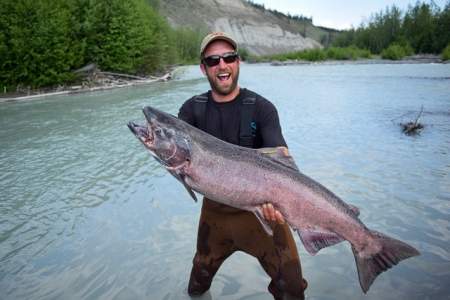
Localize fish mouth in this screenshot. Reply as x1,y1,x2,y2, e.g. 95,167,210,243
127,121,154,147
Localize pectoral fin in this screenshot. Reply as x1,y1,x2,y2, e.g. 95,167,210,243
169,170,197,202
253,207,273,236
296,228,345,255
180,176,198,202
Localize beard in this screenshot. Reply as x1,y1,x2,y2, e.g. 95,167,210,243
206,67,240,96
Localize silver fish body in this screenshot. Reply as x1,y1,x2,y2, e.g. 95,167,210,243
128,106,419,293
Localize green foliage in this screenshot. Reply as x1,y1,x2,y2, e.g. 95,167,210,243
0,0,79,88
0,0,205,89
435,3,450,51
442,44,450,60
381,43,412,60
265,46,371,62
172,27,205,64
82,0,174,74
326,46,371,60
238,48,251,61
332,1,450,55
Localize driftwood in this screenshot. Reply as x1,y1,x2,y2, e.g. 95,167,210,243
400,106,424,135
1,64,173,102
99,71,147,80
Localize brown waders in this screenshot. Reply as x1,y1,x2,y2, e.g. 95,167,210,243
188,198,308,300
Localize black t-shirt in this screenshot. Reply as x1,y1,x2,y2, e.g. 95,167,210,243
178,88,287,149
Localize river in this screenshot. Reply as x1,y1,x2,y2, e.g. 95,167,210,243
1,62,449,299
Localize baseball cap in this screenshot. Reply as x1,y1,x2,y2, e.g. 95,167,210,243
200,32,238,57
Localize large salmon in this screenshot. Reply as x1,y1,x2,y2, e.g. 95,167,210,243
128,106,419,293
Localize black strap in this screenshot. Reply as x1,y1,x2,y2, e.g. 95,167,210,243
239,96,256,148
193,94,208,130
193,92,256,148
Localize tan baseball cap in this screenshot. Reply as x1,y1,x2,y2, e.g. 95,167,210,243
200,32,238,57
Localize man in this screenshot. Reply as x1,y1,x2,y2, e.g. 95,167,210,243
178,32,307,300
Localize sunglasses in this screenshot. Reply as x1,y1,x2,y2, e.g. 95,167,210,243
202,52,239,67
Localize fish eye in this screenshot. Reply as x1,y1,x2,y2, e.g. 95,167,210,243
154,128,163,137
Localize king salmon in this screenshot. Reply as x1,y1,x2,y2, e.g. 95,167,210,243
127,106,420,293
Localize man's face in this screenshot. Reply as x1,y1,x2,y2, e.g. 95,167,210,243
200,40,240,97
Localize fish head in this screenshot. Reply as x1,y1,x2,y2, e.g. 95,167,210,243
128,106,191,169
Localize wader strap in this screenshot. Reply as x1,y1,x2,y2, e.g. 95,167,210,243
193,94,208,131
239,96,256,148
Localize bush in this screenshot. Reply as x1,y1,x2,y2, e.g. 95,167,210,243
326,46,371,60
238,47,251,61
442,44,450,61
381,43,413,60
264,46,371,62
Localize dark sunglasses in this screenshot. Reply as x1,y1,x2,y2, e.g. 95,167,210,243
202,52,239,67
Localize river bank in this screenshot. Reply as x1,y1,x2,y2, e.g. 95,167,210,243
269,54,447,66
1,56,448,103
0,65,185,103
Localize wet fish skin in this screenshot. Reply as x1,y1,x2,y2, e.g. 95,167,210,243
128,106,420,293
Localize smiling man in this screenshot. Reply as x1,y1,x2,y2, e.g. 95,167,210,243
178,32,308,300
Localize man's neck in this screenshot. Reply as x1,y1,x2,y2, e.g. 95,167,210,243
211,86,241,103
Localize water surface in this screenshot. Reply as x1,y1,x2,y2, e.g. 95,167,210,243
1,63,449,299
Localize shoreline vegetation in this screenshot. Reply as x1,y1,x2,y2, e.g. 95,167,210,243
1,55,447,102
1,0,449,102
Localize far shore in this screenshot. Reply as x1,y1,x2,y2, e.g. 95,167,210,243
1,56,448,103
267,54,446,66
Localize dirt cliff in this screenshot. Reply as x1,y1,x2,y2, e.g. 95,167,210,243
159,0,337,55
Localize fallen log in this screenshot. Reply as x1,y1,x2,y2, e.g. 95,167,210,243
98,71,147,80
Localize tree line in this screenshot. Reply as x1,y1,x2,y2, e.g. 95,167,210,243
332,1,450,57
0,0,205,90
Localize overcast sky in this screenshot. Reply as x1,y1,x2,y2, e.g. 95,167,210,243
250,0,448,30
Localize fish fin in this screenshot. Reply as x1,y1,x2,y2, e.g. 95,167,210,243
169,170,197,202
253,208,273,236
257,147,299,171
352,230,420,293
296,229,345,255
181,178,198,202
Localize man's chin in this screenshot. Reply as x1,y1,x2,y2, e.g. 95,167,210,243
207,74,239,96
214,80,239,95
215,86,234,95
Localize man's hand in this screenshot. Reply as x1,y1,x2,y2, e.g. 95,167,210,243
261,203,285,224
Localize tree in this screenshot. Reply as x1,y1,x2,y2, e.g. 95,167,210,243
0,0,79,88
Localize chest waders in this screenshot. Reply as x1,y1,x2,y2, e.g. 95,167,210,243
188,94,308,300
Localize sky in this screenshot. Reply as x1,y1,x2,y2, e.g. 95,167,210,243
250,0,448,30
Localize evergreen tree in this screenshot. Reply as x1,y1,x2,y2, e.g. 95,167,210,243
332,1,449,55
0,0,78,88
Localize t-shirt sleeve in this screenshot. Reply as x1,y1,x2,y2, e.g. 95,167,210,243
178,99,195,126
258,101,288,148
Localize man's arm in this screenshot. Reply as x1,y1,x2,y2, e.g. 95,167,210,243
260,146,291,225
258,100,290,225
178,100,195,125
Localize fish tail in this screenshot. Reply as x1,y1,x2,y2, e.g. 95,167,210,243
352,230,420,293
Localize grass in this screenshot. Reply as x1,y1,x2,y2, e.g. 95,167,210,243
250,46,372,63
